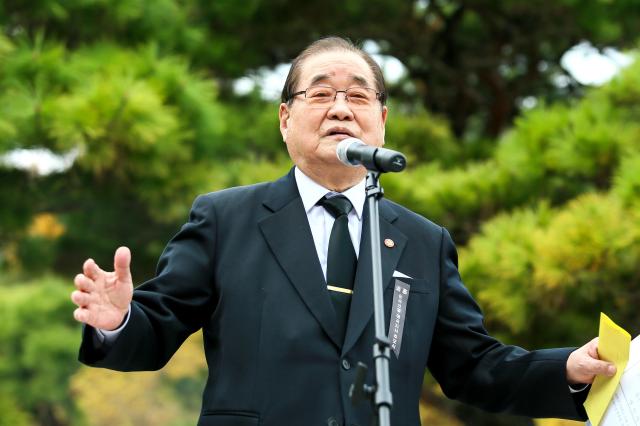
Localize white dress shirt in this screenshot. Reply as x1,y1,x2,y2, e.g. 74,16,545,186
294,167,365,279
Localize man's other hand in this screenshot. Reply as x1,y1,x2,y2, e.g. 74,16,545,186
70,246,134,330
567,337,617,385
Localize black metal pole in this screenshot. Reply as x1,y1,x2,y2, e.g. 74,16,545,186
365,171,393,426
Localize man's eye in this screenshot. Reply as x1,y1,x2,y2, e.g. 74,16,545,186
348,89,369,99
310,90,333,98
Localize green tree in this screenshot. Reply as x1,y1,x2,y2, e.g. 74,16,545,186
3,0,639,137
385,58,640,242
0,391,34,426
0,277,81,426
0,36,230,275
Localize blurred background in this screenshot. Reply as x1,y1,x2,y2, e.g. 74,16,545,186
1,0,640,425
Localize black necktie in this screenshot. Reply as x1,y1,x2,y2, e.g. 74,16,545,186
318,195,357,343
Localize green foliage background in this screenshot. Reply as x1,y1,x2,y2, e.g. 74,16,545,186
1,1,639,425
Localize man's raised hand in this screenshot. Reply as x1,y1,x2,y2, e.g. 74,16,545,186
71,246,134,331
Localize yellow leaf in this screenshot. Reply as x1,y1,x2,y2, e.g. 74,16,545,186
27,213,65,239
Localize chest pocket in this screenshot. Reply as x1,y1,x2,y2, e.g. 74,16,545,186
384,278,438,364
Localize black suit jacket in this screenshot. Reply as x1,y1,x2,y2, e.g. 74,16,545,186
80,169,588,426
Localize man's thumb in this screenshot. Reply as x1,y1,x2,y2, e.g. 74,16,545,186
114,246,132,281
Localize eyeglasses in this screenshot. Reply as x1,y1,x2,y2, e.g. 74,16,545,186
288,85,383,109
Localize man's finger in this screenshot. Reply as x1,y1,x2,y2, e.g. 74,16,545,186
603,363,617,376
73,307,90,323
70,290,92,307
113,246,132,282
83,258,102,281
74,274,94,292
587,338,600,359
583,358,616,377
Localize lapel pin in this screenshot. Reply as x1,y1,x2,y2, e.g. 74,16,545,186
384,238,395,248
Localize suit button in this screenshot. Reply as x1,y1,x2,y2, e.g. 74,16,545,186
327,417,340,426
341,358,351,370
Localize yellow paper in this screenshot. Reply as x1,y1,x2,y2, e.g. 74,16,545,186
584,312,631,426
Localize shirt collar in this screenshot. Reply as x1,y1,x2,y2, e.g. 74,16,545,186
294,167,365,220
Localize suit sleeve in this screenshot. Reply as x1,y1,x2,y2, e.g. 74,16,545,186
79,195,218,370
426,228,588,420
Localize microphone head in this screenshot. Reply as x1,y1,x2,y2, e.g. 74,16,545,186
336,137,364,167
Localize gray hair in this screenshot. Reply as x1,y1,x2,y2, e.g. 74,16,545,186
281,37,387,106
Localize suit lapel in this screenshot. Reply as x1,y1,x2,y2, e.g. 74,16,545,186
258,170,342,349
342,200,407,356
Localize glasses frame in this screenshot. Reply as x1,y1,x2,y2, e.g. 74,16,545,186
288,84,384,108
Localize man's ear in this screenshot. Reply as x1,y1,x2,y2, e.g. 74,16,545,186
381,105,388,145
279,103,290,142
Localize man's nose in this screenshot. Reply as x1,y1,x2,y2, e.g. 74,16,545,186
327,92,354,120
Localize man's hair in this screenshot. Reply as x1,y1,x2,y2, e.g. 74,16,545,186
281,36,387,106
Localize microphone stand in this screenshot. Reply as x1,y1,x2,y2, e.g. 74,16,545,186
349,170,393,426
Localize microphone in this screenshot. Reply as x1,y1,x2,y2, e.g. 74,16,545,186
336,138,407,173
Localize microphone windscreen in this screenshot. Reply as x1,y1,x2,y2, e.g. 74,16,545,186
337,138,364,166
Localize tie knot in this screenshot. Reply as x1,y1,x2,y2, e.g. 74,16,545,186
318,195,353,218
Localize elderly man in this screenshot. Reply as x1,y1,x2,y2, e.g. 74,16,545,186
72,37,611,426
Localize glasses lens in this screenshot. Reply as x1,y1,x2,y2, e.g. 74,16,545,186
304,85,378,109
306,86,336,105
346,87,376,106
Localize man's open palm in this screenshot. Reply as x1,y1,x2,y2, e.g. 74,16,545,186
71,246,134,331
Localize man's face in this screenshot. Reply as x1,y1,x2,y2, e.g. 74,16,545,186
279,50,388,179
